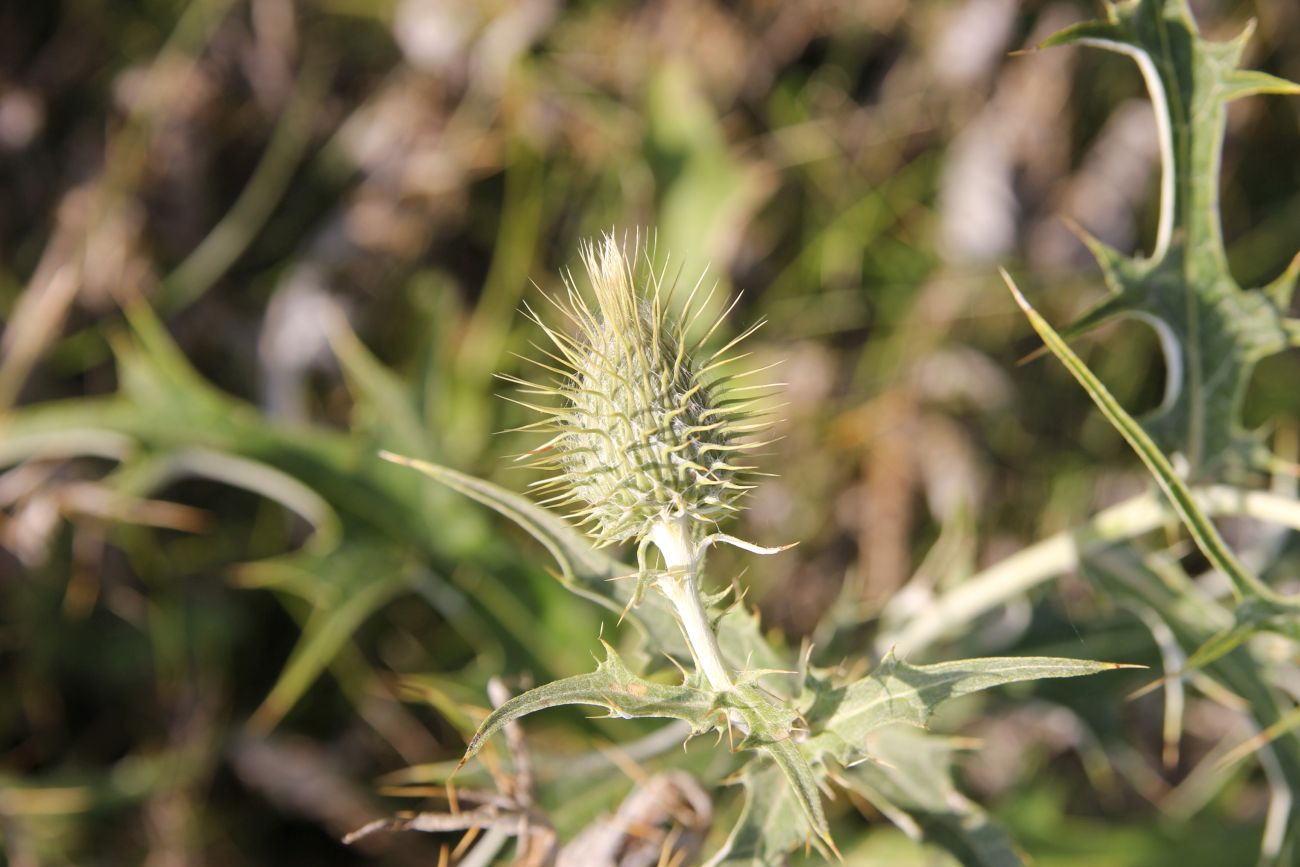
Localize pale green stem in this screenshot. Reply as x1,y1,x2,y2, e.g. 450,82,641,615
651,517,735,691
883,485,1300,657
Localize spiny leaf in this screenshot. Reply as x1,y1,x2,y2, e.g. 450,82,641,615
703,764,819,867
378,451,690,657
1038,0,1299,481
843,727,1023,867
760,738,834,855
714,683,834,852
722,683,802,750
458,643,717,768
808,651,1126,765
1003,271,1300,612
715,606,798,701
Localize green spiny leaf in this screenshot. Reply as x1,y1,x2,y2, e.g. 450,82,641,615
684,680,836,853
1038,0,1300,480
378,451,690,656
715,606,798,701
704,764,819,867
458,642,717,769
719,683,798,745
1004,271,1300,611
843,727,1023,867
807,651,1125,765
760,738,834,855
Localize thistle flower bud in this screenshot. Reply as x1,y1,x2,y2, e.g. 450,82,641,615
511,232,771,548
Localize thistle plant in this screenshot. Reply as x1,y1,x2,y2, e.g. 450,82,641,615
382,234,1128,864
899,2,1300,862
505,234,785,693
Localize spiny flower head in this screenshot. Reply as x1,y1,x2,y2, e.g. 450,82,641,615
508,232,774,547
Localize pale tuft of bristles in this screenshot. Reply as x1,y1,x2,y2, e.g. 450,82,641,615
513,231,775,547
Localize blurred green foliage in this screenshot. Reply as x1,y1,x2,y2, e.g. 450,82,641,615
1,0,1299,864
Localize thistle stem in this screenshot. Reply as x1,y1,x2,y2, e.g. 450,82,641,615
661,575,735,691
651,518,735,692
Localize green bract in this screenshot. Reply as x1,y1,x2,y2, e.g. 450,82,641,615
511,233,768,547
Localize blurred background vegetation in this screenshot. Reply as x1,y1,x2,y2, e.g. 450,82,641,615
2,0,1298,864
